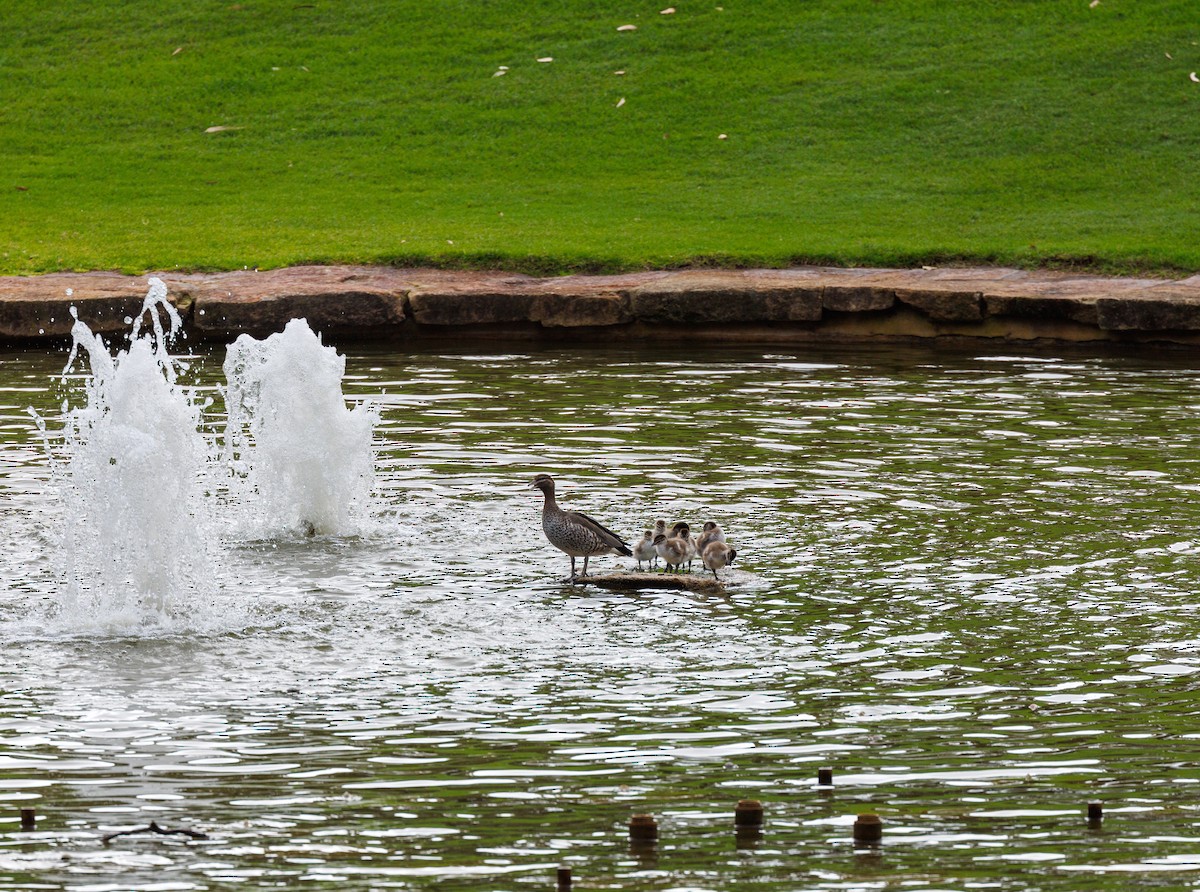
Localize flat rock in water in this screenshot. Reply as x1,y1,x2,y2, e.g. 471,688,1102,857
575,572,725,595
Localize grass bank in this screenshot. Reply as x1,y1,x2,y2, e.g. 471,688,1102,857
2,0,1199,276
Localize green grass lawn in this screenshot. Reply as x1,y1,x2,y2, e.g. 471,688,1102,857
2,0,1199,276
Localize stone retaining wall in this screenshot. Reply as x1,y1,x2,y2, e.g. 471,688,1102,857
3,265,1200,345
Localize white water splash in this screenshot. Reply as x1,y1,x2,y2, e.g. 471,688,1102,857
27,287,376,634
222,319,377,538
50,278,217,631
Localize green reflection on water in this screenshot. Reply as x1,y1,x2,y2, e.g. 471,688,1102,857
0,341,1199,890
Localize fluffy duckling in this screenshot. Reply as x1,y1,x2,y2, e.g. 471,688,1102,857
695,521,725,555
633,530,657,570
701,539,737,581
652,523,672,571
650,519,667,568
671,521,698,571
654,531,688,573
531,474,633,579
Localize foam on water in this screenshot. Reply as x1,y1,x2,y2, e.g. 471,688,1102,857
221,318,377,538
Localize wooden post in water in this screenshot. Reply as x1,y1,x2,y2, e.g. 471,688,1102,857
853,812,882,843
817,767,834,786
1087,801,1103,825
556,866,572,890
734,798,764,849
19,808,35,831
629,813,659,842
734,799,763,827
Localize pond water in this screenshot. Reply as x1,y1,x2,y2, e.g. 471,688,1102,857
2,335,1200,891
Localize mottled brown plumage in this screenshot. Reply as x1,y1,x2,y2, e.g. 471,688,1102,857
532,474,633,579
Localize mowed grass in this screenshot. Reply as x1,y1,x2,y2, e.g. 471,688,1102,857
2,0,1199,275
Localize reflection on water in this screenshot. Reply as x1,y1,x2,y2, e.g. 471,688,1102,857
2,341,1200,889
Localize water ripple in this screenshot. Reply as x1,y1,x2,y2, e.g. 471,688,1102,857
2,343,1200,889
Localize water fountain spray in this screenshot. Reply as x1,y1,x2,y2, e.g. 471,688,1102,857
32,281,377,631
221,318,377,538
53,278,213,628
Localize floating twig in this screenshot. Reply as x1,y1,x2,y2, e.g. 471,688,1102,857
102,821,208,844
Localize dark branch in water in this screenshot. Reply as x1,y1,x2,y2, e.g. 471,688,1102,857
574,572,726,595
102,820,208,844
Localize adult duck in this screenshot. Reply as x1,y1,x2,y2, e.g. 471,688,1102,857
531,474,633,579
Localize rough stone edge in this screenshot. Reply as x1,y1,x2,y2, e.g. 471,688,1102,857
2,265,1200,344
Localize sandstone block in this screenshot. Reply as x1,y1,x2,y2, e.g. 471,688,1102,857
1096,293,1200,331
193,289,405,337
534,292,631,327
407,290,537,326
896,288,984,322
984,293,1099,326
822,285,894,313
626,273,821,323
0,273,185,339
189,268,407,337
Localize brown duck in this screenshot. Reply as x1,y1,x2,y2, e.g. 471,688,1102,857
532,474,633,579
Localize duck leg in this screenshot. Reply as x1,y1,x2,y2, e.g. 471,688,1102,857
567,555,577,581
581,555,590,577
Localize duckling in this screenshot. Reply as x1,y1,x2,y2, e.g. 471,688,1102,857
633,530,657,570
671,522,698,571
701,540,737,581
651,519,667,568
654,532,688,573
695,521,725,555
531,474,633,579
